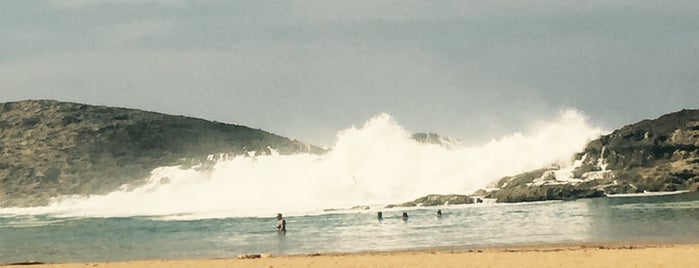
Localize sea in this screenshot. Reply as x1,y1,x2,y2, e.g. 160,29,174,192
1,192,698,263
2,112,698,263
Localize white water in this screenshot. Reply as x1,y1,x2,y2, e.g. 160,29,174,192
606,190,691,198
0,110,606,219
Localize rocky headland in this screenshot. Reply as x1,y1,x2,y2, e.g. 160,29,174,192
485,109,699,202
385,194,482,208
0,100,324,207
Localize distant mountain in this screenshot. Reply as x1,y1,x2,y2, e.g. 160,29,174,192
0,100,325,207
486,109,699,202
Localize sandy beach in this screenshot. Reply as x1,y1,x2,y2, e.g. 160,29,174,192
5,243,698,268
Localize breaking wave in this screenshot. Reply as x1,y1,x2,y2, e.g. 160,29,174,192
0,110,606,219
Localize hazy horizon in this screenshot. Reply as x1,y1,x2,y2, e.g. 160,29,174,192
2,1,697,146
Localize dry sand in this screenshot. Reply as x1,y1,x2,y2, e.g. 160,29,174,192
4,243,698,268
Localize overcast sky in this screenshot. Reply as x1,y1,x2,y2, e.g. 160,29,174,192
1,0,697,146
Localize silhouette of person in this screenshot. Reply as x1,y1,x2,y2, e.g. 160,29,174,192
402,212,409,221
437,209,442,217
276,213,286,235
377,211,383,221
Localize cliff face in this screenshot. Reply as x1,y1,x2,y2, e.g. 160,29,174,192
487,109,699,202
0,100,324,207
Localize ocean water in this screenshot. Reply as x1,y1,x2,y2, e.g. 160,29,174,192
1,192,699,264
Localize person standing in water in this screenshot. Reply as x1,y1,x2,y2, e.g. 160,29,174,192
437,209,442,217
377,211,383,221
402,212,409,222
276,213,286,235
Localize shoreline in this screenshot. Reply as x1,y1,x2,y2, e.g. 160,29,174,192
5,242,699,268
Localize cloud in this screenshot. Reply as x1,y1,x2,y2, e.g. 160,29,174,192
49,0,184,9
0,43,456,103
288,0,697,23
102,20,176,46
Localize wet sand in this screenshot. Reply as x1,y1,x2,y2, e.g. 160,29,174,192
4,243,698,268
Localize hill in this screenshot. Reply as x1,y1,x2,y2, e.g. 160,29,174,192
486,109,699,202
0,100,324,206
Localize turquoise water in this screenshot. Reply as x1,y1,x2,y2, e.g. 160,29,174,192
2,192,699,264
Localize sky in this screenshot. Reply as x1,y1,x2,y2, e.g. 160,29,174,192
1,0,698,146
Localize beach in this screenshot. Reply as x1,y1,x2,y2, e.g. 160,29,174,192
6,243,698,268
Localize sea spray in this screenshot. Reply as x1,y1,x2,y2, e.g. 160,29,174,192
0,110,606,219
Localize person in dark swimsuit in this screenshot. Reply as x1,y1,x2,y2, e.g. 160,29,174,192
276,213,286,235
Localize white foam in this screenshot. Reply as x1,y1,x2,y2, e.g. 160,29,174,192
606,190,690,198
0,110,606,219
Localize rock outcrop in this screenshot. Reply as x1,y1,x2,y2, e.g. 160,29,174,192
486,109,699,202
0,100,324,207
411,133,461,148
386,194,480,208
